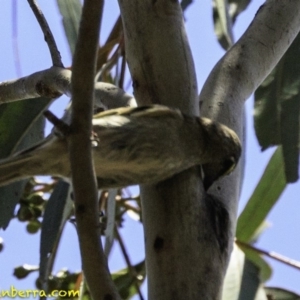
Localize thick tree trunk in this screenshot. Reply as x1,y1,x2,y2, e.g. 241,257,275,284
118,1,228,299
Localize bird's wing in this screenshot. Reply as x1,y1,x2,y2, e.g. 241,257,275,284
8,134,55,157
93,105,184,120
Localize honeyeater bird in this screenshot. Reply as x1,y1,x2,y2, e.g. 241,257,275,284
0,105,241,190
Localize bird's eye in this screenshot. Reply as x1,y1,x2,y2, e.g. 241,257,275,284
222,157,236,176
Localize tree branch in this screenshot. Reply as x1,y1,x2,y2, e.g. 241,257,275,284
201,0,300,121
0,67,135,108
69,0,120,299
199,0,300,265
27,0,64,67
0,67,69,102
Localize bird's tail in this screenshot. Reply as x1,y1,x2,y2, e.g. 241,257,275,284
0,136,68,187
0,152,36,187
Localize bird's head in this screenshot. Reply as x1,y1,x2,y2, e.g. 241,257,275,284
198,118,242,191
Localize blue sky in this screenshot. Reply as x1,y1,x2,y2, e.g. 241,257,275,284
0,0,299,298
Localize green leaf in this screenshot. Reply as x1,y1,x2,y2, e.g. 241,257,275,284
112,261,145,300
280,97,300,182
0,98,51,229
222,244,268,300
238,260,268,300
236,147,286,242
254,33,300,183
228,0,252,23
237,243,272,282
212,0,234,50
265,287,300,299
212,0,251,50
254,68,281,149
39,181,73,290
181,0,193,11
56,0,82,56
222,244,245,299
104,189,118,256
0,99,49,157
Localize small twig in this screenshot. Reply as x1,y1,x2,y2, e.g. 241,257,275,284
116,194,140,202
115,226,144,300
96,44,122,82
27,0,64,67
118,38,126,89
118,54,126,89
236,239,300,271
121,202,140,215
43,110,70,137
96,15,123,71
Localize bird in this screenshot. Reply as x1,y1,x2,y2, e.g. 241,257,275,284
0,105,241,190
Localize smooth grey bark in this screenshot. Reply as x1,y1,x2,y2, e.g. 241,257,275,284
69,0,121,298
0,67,134,108
119,0,300,299
200,0,300,262
118,1,227,299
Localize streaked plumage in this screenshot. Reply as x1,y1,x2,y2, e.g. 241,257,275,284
0,105,241,190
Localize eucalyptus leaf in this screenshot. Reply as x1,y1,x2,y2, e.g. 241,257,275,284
236,147,286,242
280,97,300,182
254,68,281,149
213,0,234,50
104,189,118,257
254,33,300,183
39,180,73,291
112,261,145,300
222,244,245,300
56,0,82,56
222,244,268,300
181,0,193,11
228,0,252,23
238,260,267,300
0,98,51,229
212,0,251,50
265,287,300,299
0,99,49,157
237,243,272,282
